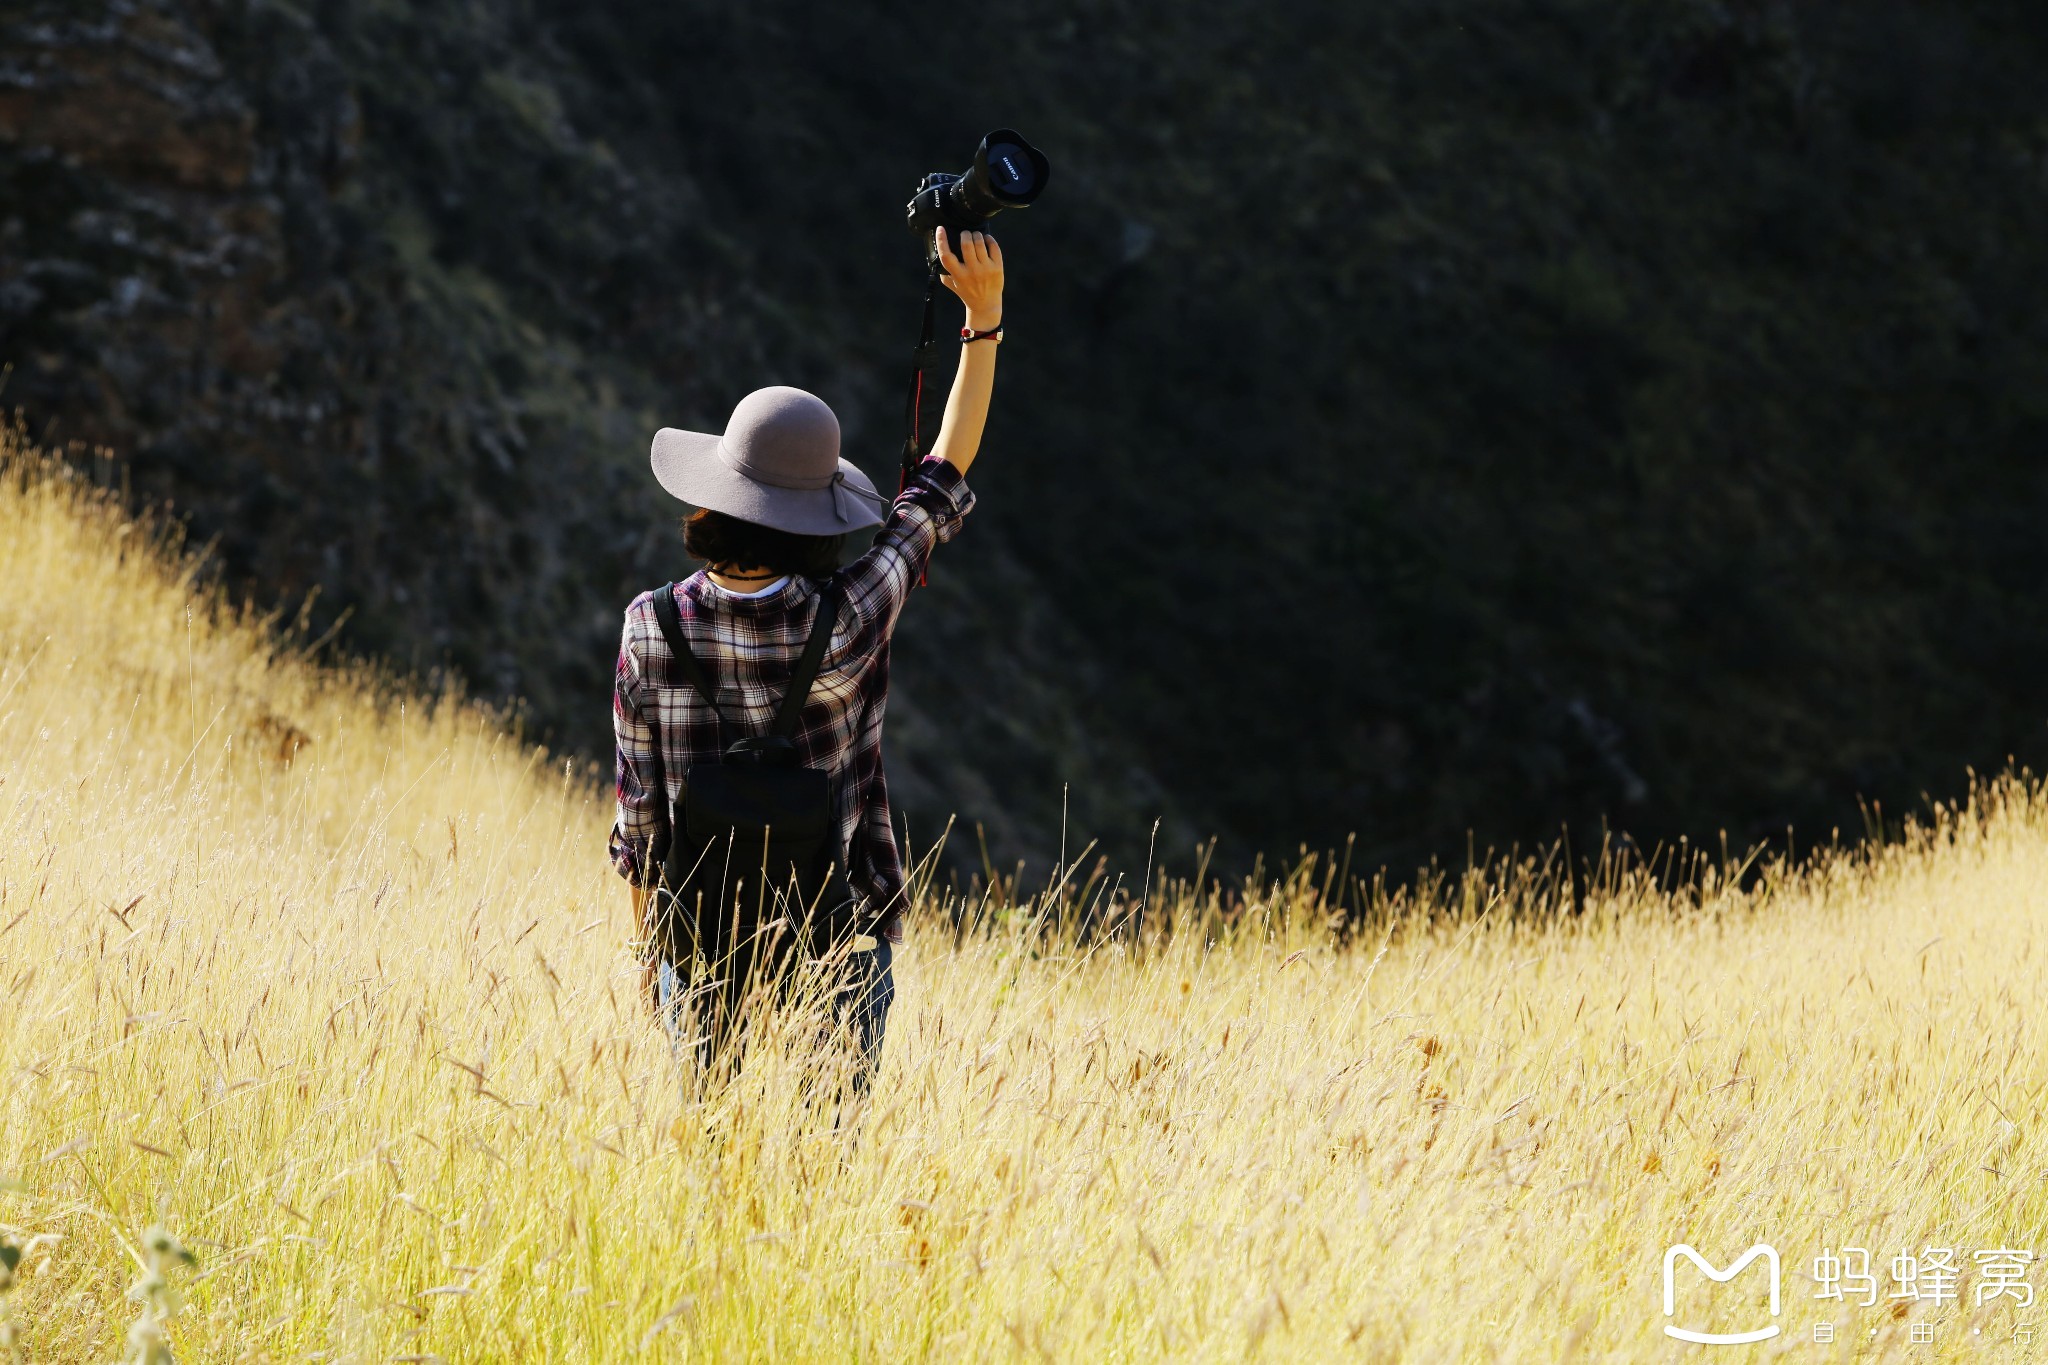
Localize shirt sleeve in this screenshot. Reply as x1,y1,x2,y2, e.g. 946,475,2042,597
608,600,668,885
837,455,976,642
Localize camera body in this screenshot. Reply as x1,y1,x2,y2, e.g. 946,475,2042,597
906,129,1049,261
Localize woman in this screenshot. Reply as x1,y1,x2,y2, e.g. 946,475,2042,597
609,227,1005,1089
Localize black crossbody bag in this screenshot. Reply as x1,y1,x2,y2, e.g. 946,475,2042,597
648,579,857,966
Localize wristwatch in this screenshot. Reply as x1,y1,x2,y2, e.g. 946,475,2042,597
961,324,1004,344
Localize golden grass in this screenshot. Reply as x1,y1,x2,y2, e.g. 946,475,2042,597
3,424,2047,1362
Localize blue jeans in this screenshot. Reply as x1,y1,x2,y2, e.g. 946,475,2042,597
654,934,895,1095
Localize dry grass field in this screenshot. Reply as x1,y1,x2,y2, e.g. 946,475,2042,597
3,426,2047,1362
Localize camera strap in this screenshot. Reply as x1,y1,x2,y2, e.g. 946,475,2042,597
897,256,944,587
900,256,943,491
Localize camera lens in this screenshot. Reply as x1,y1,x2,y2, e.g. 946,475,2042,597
985,142,1037,199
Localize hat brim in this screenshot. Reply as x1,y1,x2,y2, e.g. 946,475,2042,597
650,427,886,535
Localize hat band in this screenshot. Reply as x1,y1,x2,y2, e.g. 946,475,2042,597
717,440,836,491
831,469,886,525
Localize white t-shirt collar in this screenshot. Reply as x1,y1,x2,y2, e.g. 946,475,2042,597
701,573,789,600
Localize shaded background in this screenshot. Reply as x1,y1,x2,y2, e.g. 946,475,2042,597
4,0,2046,891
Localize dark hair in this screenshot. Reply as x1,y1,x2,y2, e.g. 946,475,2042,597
682,508,844,578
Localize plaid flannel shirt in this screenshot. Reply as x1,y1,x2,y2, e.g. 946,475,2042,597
609,455,975,938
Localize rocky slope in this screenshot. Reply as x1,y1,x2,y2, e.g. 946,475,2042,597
0,0,1179,883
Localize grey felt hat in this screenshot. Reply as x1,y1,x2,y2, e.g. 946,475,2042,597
650,386,886,535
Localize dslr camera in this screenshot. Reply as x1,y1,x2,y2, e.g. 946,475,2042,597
905,129,1049,261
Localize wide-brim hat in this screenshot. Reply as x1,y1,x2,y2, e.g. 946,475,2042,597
650,385,886,535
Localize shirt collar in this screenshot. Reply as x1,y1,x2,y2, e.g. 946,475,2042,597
700,573,789,600
682,570,808,614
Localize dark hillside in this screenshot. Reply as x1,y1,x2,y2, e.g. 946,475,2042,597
5,0,2046,886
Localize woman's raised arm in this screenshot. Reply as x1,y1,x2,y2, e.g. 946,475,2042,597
927,226,1005,477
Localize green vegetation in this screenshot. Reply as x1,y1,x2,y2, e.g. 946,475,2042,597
3,0,2045,882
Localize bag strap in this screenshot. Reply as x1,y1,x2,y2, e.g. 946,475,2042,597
772,581,844,738
651,579,842,740
651,583,735,735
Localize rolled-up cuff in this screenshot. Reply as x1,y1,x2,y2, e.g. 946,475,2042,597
608,825,649,886
915,453,965,490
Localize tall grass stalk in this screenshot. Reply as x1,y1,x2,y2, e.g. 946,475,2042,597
3,426,2047,1360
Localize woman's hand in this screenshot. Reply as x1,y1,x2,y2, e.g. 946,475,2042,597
936,227,1004,330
